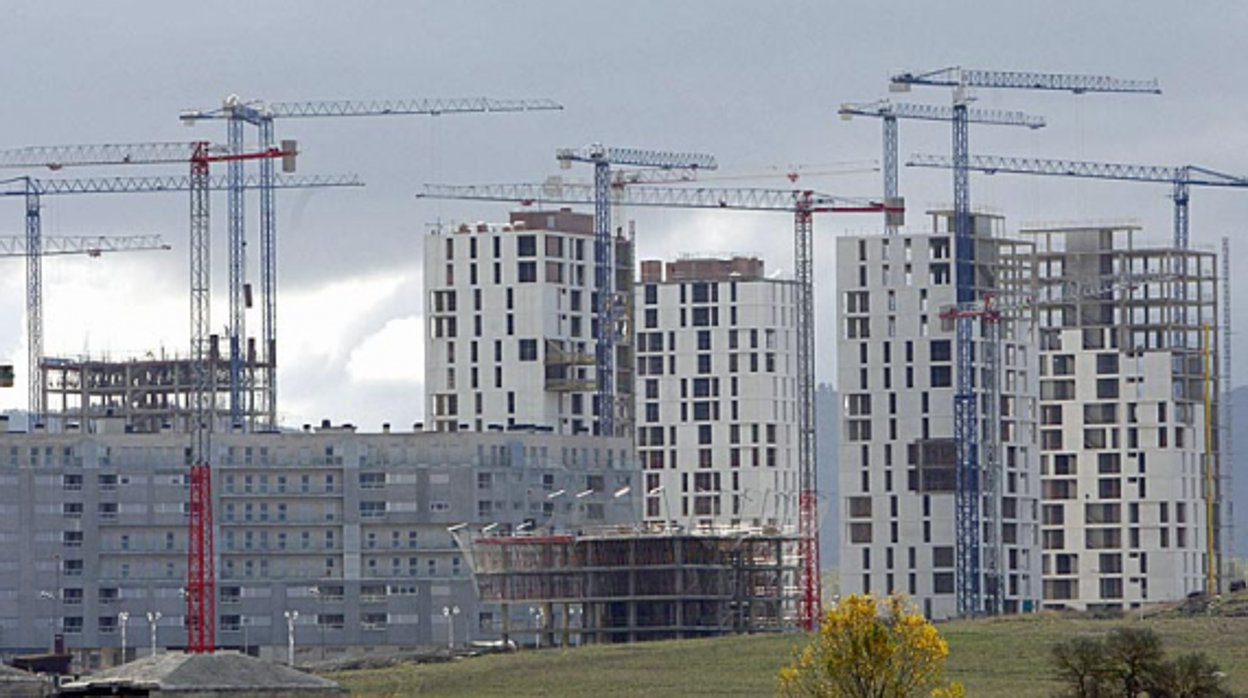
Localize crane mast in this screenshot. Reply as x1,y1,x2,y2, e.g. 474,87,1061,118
554,145,717,437
891,66,1161,617
907,154,1248,250
420,181,895,630
0,144,359,426
182,95,563,431
838,99,1044,234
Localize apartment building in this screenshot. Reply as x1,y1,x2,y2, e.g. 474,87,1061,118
634,256,799,531
424,209,633,437
0,421,638,666
836,212,1042,619
1028,223,1220,610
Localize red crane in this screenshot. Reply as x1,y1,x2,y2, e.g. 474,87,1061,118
420,181,901,630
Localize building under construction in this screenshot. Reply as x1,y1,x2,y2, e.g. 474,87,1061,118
459,529,798,646
1025,223,1223,610
41,335,271,434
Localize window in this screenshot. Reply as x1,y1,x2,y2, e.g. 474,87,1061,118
519,339,538,362
517,261,537,283
850,523,873,543
517,235,537,257
1096,353,1119,375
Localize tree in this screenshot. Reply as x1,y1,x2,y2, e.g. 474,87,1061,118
1051,628,1230,698
1051,637,1110,698
1104,628,1166,696
777,593,964,698
1146,653,1231,698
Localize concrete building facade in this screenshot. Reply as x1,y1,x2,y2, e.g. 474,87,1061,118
0,423,639,667
423,209,634,437
634,256,799,531
1028,224,1221,611
836,212,1042,619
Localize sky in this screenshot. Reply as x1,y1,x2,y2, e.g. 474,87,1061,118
0,1,1246,430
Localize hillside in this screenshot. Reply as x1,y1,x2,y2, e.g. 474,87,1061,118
330,609,1248,697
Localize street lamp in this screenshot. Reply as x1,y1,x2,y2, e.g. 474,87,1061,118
441,605,461,650
284,610,299,666
614,486,635,528
118,611,130,664
546,490,567,531
309,587,326,660
647,486,673,533
38,591,55,650
145,611,162,656
529,606,545,649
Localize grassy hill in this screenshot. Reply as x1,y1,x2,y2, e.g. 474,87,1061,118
329,611,1248,697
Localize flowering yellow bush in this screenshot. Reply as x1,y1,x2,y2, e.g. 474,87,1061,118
778,593,964,697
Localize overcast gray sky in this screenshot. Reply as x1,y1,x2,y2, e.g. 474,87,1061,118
1,1,1245,429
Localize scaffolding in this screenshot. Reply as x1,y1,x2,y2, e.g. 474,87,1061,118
41,336,270,434
1024,223,1223,598
459,530,799,646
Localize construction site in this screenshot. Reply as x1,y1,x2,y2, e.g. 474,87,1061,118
0,50,1240,694
457,529,798,646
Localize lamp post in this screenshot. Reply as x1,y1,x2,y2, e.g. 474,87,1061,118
613,486,634,528
647,486,672,533
145,611,162,656
569,606,582,646
118,611,130,664
546,489,566,532
573,489,594,532
38,591,55,649
309,586,326,660
441,605,460,651
284,610,299,666
529,606,545,649
53,553,61,651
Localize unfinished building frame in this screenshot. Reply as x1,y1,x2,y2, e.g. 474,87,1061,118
459,531,798,645
42,336,271,434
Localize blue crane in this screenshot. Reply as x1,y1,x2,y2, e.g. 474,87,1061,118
420,180,896,631
838,100,1044,233
907,153,1248,249
0,167,361,427
890,67,1162,618
553,145,717,438
0,228,168,415
180,96,563,431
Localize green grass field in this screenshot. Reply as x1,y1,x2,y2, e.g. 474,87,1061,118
329,614,1248,697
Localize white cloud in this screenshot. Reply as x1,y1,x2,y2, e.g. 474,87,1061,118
346,316,424,384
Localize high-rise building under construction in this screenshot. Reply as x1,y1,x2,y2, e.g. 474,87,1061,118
836,211,1042,619
1027,223,1221,610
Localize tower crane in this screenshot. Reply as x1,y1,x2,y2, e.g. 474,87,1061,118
838,100,1044,234
2,162,359,654
890,66,1162,618
0,164,360,427
180,96,563,431
554,145,718,438
420,181,899,631
907,154,1248,250
0,231,168,407
0,234,169,257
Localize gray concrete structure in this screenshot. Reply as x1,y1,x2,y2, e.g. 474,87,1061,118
634,255,799,531
835,211,1042,619
1026,223,1221,610
0,423,639,669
